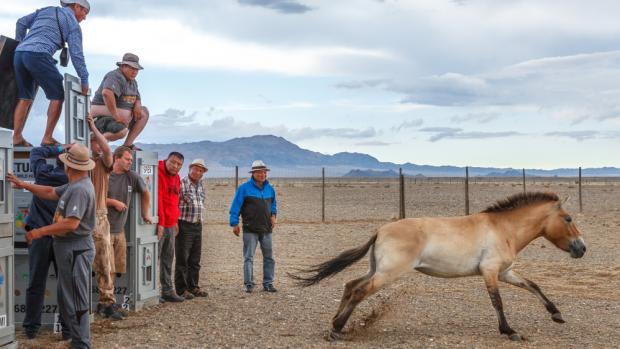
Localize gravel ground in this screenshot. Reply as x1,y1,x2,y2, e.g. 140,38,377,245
17,181,620,348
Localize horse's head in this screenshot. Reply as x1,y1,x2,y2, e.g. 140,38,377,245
542,198,586,258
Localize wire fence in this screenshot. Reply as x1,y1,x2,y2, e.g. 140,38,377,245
202,167,620,225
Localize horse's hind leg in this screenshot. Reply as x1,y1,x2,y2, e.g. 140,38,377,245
334,276,368,319
499,270,565,323
329,272,391,340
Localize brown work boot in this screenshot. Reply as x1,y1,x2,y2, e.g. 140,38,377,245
181,290,195,300
190,288,208,298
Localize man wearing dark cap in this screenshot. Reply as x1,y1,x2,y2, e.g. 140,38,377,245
7,142,96,349
90,53,149,149
12,0,91,147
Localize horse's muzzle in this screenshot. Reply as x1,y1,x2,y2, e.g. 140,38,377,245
569,239,586,258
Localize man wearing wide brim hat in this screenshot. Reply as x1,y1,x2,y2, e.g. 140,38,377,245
175,159,209,299
229,160,279,293
12,0,91,148
90,52,149,150
7,143,97,348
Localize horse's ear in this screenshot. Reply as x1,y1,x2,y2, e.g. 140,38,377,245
561,196,571,206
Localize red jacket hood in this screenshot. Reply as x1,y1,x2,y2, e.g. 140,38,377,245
158,160,181,228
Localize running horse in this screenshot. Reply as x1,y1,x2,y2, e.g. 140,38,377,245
290,192,587,341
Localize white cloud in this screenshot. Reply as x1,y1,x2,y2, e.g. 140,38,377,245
81,17,394,76
144,110,378,143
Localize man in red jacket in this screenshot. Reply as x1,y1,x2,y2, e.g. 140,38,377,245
158,151,185,302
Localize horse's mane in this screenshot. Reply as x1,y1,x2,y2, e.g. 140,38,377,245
482,192,559,213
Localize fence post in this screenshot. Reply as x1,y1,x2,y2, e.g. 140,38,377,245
235,165,239,190
522,168,526,193
465,166,470,215
321,167,325,223
399,168,405,219
578,167,583,213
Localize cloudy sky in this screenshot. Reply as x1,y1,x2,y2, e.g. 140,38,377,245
2,0,619,168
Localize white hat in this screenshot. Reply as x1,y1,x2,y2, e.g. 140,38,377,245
189,158,207,171
249,160,270,173
60,0,91,11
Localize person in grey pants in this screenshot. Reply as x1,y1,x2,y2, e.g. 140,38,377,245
8,143,96,349
157,152,185,302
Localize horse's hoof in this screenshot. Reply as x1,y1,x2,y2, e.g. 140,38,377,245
552,312,565,323
509,333,523,341
327,330,343,341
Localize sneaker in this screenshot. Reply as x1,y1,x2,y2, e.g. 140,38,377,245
263,284,278,293
190,288,209,298
161,292,185,302
112,303,130,318
181,291,195,300
245,285,254,293
101,305,124,321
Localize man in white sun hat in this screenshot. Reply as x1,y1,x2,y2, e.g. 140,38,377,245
7,142,96,348
12,0,91,147
90,52,149,150
175,159,209,299
229,160,278,293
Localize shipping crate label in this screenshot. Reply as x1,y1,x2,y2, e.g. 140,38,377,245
53,313,62,333
13,160,33,181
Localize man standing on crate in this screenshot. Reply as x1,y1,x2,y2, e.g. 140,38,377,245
106,146,152,307
90,53,149,150
229,160,278,293
7,143,96,349
12,0,90,147
175,159,209,300
22,145,68,340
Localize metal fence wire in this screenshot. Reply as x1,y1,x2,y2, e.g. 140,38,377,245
202,167,620,225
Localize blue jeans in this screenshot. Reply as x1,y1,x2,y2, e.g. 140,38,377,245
24,236,63,336
242,232,275,287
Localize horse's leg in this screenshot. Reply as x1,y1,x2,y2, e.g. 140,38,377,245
482,270,523,341
329,272,389,340
327,276,369,341
499,270,564,323
335,276,368,319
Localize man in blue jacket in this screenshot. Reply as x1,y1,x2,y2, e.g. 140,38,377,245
23,145,68,339
229,160,278,293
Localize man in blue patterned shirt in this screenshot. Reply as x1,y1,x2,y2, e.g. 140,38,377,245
12,0,90,147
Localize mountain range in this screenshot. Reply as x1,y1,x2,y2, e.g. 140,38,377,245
135,135,620,177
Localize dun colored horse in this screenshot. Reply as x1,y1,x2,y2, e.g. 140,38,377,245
291,192,587,341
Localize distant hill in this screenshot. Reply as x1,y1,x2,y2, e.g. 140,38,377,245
343,169,399,178
135,135,620,177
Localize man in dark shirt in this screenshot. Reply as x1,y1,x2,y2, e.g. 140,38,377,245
8,143,96,349
22,145,68,339
90,53,149,149
106,146,151,305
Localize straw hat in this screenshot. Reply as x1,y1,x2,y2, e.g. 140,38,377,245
59,143,95,171
189,158,208,171
249,160,270,173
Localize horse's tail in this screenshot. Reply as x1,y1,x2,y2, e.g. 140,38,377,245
289,234,378,287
